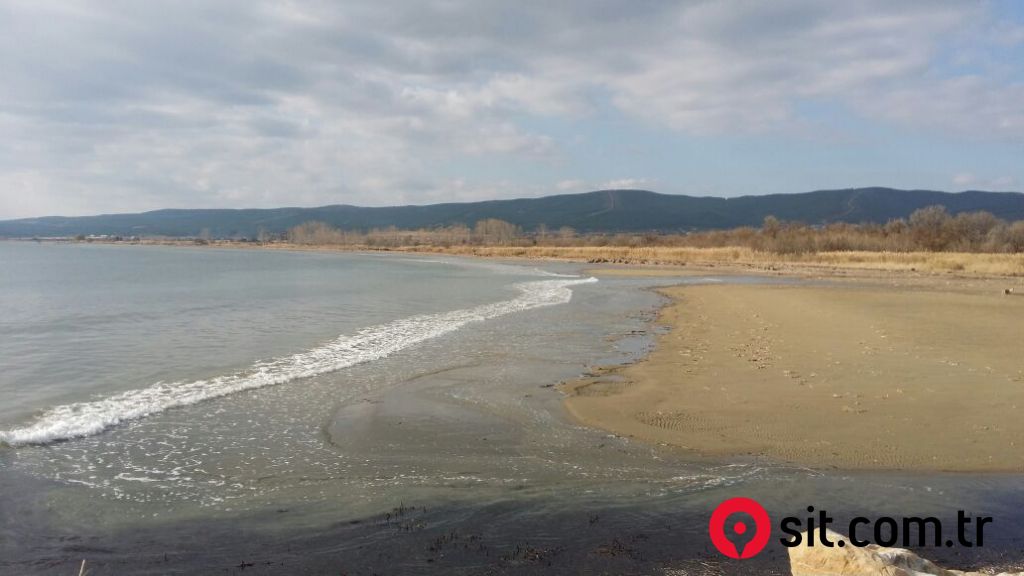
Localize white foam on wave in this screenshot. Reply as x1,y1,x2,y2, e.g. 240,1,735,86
531,268,581,278
0,277,597,447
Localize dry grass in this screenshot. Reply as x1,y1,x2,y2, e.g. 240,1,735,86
100,238,1024,277
386,244,1024,276
259,207,1024,278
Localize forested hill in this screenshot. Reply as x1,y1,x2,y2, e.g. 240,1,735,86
2,187,1023,238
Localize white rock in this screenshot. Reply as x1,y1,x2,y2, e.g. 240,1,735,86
789,530,1022,576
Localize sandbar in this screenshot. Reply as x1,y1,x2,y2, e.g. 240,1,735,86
564,282,1024,471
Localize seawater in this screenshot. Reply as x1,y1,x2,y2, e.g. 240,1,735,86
1,243,1022,575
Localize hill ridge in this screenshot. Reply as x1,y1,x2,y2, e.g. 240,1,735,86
2,187,1022,238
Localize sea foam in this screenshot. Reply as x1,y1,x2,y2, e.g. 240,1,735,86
0,277,596,447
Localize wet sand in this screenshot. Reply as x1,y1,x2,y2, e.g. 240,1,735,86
564,282,1024,471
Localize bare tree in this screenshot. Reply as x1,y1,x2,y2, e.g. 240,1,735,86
909,206,952,251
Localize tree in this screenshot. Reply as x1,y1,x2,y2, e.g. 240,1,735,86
287,221,343,245
1009,222,1024,253
473,219,520,245
908,205,951,251
948,211,999,251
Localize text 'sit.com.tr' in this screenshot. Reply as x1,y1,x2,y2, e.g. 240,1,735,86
709,497,993,559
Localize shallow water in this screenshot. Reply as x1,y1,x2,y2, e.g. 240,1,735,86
1,243,1022,574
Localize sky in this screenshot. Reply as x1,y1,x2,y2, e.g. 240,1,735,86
1,1,1023,219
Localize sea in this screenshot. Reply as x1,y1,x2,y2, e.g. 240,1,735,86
1,242,1021,574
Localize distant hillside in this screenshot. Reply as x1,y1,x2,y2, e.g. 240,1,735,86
2,188,1023,238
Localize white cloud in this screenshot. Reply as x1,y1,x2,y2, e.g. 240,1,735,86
953,172,976,186
951,172,1018,190
0,0,1021,217
556,179,587,191
855,76,1024,139
600,178,653,190
991,176,1018,188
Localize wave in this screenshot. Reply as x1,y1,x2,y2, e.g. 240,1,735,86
531,268,581,278
0,277,596,447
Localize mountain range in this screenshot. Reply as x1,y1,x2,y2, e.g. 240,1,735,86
2,187,1023,238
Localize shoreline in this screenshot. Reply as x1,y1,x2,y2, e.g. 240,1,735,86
12,237,1024,282
563,277,1024,472
5,242,1024,574
15,239,1024,471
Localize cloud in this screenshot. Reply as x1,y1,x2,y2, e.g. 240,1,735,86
0,0,1021,217
953,172,976,186
854,75,1024,139
952,172,1018,190
556,179,587,192
600,178,653,190
553,178,652,193
599,3,961,133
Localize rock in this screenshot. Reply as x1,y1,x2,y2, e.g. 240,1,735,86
789,530,1023,576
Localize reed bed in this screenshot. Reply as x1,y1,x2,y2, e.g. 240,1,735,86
386,245,1024,276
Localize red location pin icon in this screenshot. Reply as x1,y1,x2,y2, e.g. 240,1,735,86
709,497,771,559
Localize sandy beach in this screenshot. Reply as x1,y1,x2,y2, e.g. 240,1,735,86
564,279,1024,471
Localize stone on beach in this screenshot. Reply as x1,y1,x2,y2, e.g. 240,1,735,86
789,530,1023,576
